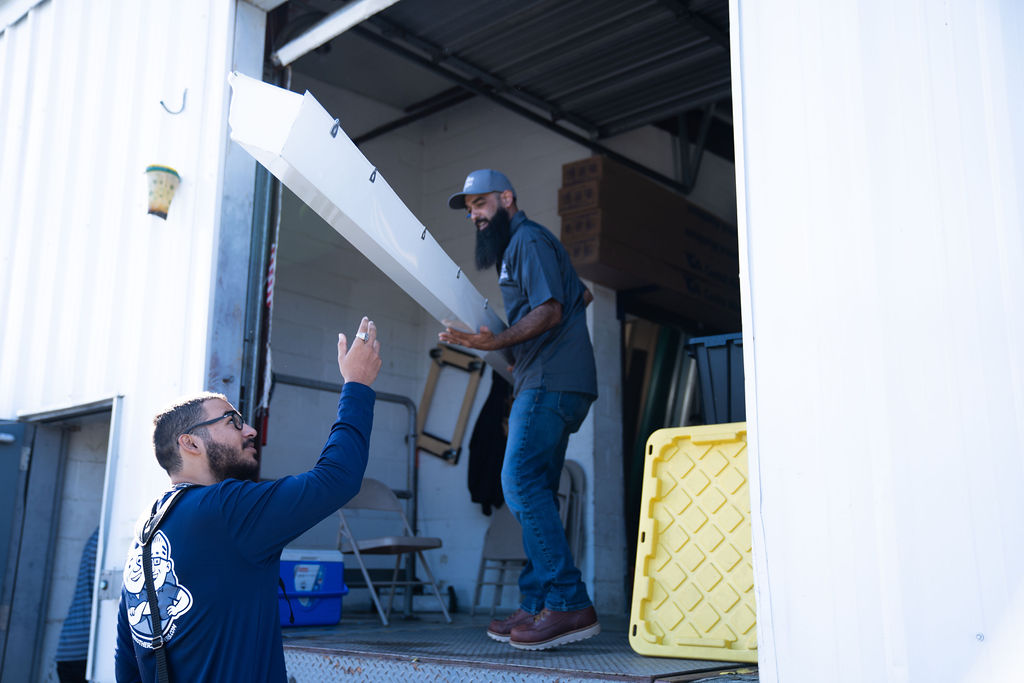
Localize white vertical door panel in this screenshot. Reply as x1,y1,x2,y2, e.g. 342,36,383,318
732,1,1024,681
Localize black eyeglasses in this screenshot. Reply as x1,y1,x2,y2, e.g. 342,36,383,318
183,410,243,435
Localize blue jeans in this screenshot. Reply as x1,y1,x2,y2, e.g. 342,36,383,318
501,388,594,613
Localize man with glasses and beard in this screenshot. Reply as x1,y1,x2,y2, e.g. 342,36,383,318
441,170,599,651
115,318,381,682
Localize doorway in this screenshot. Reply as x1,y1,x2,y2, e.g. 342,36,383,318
0,402,112,683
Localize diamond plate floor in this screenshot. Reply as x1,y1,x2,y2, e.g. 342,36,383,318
282,610,756,682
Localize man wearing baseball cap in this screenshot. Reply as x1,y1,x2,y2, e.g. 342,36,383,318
441,170,599,650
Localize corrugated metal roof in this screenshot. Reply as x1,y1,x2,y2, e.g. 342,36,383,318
290,0,730,140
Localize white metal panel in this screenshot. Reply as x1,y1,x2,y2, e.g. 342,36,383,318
0,0,233,417
0,0,44,31
732,1,1024,681
227,72,512,379
0,1,248,680
206,0,266,404
88,394,121,680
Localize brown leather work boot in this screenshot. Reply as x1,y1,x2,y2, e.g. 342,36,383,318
508,606,600,650
486,608,537,643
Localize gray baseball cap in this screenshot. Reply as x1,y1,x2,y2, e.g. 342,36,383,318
447,169,516,210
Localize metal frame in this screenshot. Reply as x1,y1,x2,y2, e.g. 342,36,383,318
271,373,418,520
415,346,485,465
88,395,122,681
240,67,291,425
1,398,116,683
270,373,421,617
0,421,29,679
337,478,452,626
675,103,717,193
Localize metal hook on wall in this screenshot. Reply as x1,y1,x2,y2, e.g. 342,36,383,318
160,89,188,115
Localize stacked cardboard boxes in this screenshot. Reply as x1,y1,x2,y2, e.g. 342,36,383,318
558,156,741,331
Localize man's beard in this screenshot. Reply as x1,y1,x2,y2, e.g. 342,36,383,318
207,438,259,482
475,207,512,271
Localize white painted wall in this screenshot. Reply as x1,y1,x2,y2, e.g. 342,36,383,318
732,1,1024,681
0,1,263,679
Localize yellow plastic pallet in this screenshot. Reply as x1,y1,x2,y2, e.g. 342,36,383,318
629,423,756,663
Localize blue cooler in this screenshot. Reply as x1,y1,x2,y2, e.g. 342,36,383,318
278,549,348,627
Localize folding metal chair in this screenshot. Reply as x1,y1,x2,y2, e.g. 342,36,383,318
471,464,585,615
563,459,586,562
337,478,452,625
471,504,527,616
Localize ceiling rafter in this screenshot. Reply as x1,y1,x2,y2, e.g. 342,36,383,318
351,23,696,196
657,0,730,49
366,16,600,136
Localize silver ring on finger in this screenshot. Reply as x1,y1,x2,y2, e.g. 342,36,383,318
356,331,369,342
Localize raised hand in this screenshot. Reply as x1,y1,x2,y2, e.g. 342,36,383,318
338,317,382,386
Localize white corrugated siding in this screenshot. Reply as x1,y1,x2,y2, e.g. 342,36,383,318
0,0,236,416
732,1,1024,681
0,1,247,679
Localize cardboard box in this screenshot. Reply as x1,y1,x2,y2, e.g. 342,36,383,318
558,156,738,254
560,208,739,291
564,231,741,331
278,549,348,627
557,155,741,330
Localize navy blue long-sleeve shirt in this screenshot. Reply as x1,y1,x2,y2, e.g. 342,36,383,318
114,382,374,682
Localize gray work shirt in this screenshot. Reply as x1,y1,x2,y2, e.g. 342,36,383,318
499,211,598,398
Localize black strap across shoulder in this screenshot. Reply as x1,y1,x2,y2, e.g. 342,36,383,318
138,484,195,683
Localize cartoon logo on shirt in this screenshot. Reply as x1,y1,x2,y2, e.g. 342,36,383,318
122,530,193,648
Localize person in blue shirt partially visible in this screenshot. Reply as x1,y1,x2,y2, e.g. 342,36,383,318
441,170,599,651
115,317,381,683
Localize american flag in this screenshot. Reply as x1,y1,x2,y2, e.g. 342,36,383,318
265,243,277,308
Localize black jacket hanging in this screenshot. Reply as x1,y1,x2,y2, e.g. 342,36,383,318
467,370,512,515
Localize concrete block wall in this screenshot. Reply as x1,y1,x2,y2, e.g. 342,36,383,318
37,416,108,682
260,72,737,616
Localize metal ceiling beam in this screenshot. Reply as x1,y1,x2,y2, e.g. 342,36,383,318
271,0,402,67
366,16,600,137
658,0,729,49
676,103,715,193
494,3,653,76
353,88,475,146
555,43,722,108
499,12,667,86
598,80,732,138
351,24,695,196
